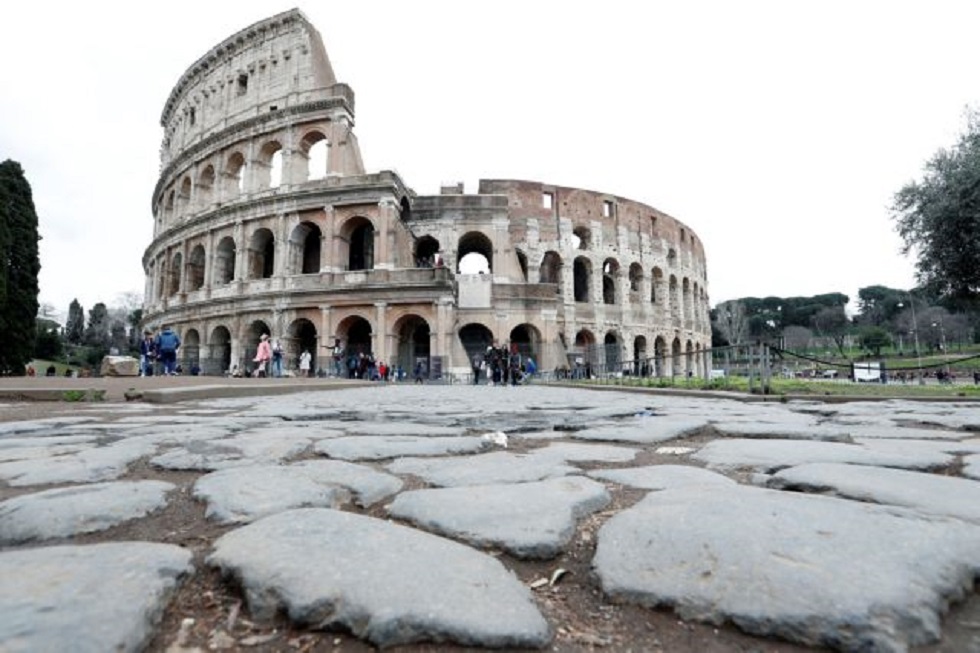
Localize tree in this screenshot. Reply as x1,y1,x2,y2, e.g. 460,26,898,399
65,299,84,345
892,109,980,306
0,160,41,375
782,325,813,352
858,326,891,357
811,306,850,357
713,300,749,345
83,302,111,351
35,318,64,361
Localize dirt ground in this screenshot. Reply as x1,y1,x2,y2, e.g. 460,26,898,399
1,378,978,652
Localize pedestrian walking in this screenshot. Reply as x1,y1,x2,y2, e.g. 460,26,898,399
253,333,271,377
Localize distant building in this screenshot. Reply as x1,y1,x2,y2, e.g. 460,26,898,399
142,9,710,378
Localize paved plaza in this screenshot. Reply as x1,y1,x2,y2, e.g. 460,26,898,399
1,383,980,652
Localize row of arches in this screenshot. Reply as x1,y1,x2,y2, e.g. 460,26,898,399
157,128,334,227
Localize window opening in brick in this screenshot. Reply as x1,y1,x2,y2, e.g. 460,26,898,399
602,200,614,218
542,192,553,209
237,74,248,96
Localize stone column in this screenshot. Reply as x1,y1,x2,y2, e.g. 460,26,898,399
374,302,388,362
204,229,214,299
233,220,245,286
375,199,396,270
323,205,342,272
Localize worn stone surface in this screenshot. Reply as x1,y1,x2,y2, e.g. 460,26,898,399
594,485,980,652
208,508,551,649
0,542,192,653
589,464,736,490
313,435,486,461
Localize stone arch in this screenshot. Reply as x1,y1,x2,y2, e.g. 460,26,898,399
654,336,667,377
288,221,322,275
573,256,592,303
248,228,275,279
457,230,493,274
539,250,562,286
400,196,412,222
187,244,206,291
393,314,431,374
685,340,695,377
224,151,246,195
604,331,621,374
509,323,541,362
574,328,597,369
257,140,284,189
515,249,529,282
459,322,494,363
602,258,620,305
672,337,683,376
208,325,232,375
169,252,182,296
197,165,215,210
572,225,591,250
178,176,192,215
629,263,643,301
338,216,375,271
181,329,201,372
214,236,236,284
633,335,648,376
415,235,440,267
299,129,329,181
287,318,318,373
651,266,664,304
336,314,373,358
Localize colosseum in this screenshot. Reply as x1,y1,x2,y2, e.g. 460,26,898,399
142,9,711,380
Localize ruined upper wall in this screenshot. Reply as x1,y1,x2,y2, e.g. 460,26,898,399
159,8,347,167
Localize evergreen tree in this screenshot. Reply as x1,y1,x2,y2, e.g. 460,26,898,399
83,302,111,350
0,160,41,375
65,298,85,345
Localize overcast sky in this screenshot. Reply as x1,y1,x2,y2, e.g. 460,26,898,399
3,1,977,320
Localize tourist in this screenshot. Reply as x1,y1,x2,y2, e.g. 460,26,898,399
299,349,312,377
154,326,181,376
271,338,284,378
253,333,271,377
472,356,482,385
414,361,425,384
139,329,157,377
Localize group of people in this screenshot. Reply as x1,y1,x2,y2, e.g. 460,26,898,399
472,342,536,386
249,334,312,378
139,326,184,377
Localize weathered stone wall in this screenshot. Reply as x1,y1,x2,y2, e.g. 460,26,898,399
142,10,711,379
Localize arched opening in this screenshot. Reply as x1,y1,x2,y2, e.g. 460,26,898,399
169,252,182,296
215,236,236,284
573,256,591,303
573,329,597,377
572,226,590,250
415,235,440,268
287,318,318,375
178,177,192,215
509,323,541,362
457,231,493,274
633,335,648,376
197,165,215,210
672,337,683,376
188,245,206,291
337,315,373,357
604,331,620,374
394,315,432,377
208,326,232,376
629,263,643,300
248,228,275,279
685,340,695,377
515,249,529,282
289,221,322,275
654,336,667,377
400,197,412,222
300,130,329,181
459,322,494,364
339,217,374,271
225,152,246,195
602,258,619,305
539,251,562,287
651,267,663,304
257,141,283,189
181,329,201,374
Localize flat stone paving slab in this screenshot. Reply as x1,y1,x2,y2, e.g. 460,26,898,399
594,485,980,651
0,439,157,486
0,542,192,653
388,476,610,559
0,480,174,544
314,435,487,460
770,462,980,524
693,438,952,472
387,450,579,487
208,508,551,649
589,464,736,490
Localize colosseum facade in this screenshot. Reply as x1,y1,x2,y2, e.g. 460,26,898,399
142,9,711,379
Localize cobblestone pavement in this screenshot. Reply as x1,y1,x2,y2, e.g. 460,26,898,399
1,382,979,652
